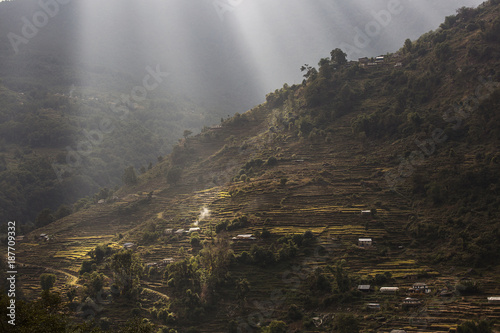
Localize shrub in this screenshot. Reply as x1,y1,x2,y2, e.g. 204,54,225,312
250,245,275,267
40,273,56,291
334,314,360,333
262,320,287,333
287,304,303,321
166,167,182,185
79,259,96,275
266,156,278,166
237,251,252,264
261,228,271,239
190,233,201,248
457,319,493,333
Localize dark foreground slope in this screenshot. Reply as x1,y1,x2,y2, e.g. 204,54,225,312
4,1,500,332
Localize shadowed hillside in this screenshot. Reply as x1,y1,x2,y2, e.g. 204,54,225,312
2,1,500,332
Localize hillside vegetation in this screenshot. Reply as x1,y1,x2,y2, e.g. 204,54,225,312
2,1,500,332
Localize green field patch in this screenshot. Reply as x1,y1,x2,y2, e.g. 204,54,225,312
268,226,326,235
356,261,439,278
293,205,340,213
382,259,417,266
53,247,94,260
22,243,39,247
326,225,386,237
65,235,113,240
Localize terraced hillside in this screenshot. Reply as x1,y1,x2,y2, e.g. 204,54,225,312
7,1,500,332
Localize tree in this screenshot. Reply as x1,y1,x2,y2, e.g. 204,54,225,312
111,250,143,294
404,38,413,53
40,273,56,291
92,244,111,262
330,48,347,66
457,320,493,333
334,314,360,333
35,208,55,228
183,130,193,139
199,238,233,283
262,320,287,333
66,287,77,302
190,233,201,248
300,64,318,80
332,260,351,293
54,205,71,220
122,166,137,185
83,271,106,298
235,278,250,300
166,167,182,185
120,317,155,333
287,304,303,321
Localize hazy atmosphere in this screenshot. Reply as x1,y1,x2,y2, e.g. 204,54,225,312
0,0,485,111
1,1,500,332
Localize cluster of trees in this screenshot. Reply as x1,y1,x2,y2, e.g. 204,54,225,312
215,216,250,233
163,238,233,323
236,231,316,266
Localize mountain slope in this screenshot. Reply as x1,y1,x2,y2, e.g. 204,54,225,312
6,1,500,332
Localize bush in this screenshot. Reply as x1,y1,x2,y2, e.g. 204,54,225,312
250,245,275,267
40,273,56,291
166,167,182,185
457,319,493,333
262,320,287,333
456,280,481,295
237,251,252,264
215,220,229,233
79,259,96,275
122,166,137,185
190,233,201,247
266,156,278,166
261,228,271,239
228,320,238,333
334,314,360,333
287,304,303,321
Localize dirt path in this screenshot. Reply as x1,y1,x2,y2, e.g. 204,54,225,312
18,262,80,286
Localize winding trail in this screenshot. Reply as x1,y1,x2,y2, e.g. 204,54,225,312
18,262,80,286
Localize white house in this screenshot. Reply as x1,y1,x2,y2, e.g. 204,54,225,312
366,303,380,310
358,238,373,247
411,282,430,293
380,287,400,293
232,234,256,240
360,210,372,216
403,297,422,307
358,285,374,292
487,296,500,304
